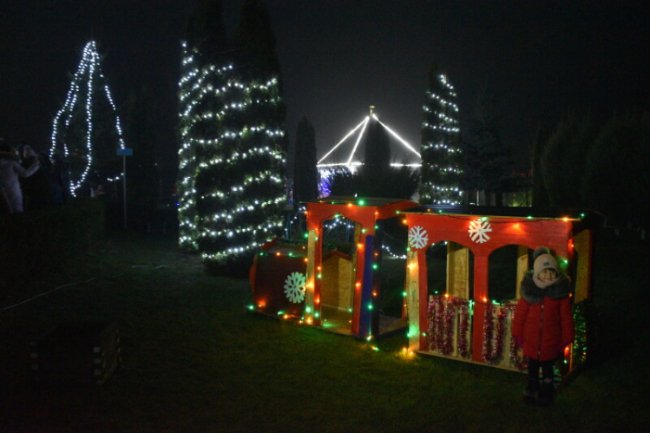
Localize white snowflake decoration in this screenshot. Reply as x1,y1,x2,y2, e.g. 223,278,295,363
468,219,493,244
283,272,306,303
408,225,429,250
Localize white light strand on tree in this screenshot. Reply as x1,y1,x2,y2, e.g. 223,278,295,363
419,73,462,205
50,41,126,197
176,42,287,263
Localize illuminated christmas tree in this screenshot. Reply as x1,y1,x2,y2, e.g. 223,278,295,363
177,42,203,251
177,0,287,267
50,40,126,197
419,65,462,205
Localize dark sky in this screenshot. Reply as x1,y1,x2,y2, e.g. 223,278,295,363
1,1,648,180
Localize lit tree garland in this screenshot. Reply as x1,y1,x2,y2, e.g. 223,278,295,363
419,66,462,205
50,40,126,197
176,43,287,265
177,42,206,251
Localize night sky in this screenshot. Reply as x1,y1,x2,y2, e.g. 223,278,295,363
1,1,648,183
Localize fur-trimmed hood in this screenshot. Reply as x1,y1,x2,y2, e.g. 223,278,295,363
520,272,571,304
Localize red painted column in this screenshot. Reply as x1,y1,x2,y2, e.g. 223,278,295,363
418,250,429,350
351,234,365,336
472,254,489,362
314,225,323,326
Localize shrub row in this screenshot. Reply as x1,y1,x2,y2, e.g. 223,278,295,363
0,199,105,290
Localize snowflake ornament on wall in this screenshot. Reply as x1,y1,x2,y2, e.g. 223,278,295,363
408,226,429,250
284,272,306,303
468,219,493,244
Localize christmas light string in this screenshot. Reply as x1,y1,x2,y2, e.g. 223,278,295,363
316,111,422,186
419,73,462,205
50,41,126,197
177,42,288,262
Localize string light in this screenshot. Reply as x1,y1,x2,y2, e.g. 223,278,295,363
316,110,421,195
419,73,462,205
176,42,288,262
50,41,126,197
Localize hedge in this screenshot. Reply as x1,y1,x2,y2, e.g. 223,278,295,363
0,199,105,292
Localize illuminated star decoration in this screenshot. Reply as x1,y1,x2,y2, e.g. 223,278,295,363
50,40,126,197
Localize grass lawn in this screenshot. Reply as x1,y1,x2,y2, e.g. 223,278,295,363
1,231,648,432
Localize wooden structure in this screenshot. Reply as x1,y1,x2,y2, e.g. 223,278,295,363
303,197,418,338
403,209,593,374
249,197,418,339
249,239,308,319
31,321,121,385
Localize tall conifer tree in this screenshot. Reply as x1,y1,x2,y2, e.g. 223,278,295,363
177,0,230,251
531,125,550,209
541,112,595,208
467,89,511,206
178,0,287,269
293,117,318,203
362,118,391,176
419,65,462,205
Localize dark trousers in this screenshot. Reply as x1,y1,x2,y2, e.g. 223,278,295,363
528,359,555,382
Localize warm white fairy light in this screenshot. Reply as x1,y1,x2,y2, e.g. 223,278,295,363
346,116,370,167
419,73,462,205
316,110,421,187
373,115,421,158
176,41,287,262
50,41,126,197
317,117,369,165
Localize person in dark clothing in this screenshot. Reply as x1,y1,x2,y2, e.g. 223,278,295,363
0,141,39,213
19,144,54,210
512,247,574,406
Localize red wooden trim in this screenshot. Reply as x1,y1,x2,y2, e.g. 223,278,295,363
472,255,489,362
418,250,428,350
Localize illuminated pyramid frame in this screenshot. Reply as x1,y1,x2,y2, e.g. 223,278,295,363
316,106,421,175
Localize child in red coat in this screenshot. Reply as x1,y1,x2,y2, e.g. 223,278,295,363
512,247,574,406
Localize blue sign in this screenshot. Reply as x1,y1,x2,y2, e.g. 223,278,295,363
116,147,133,157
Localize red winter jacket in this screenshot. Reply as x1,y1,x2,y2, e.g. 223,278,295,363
512,274,574,361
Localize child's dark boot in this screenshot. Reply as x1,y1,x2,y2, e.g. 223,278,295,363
537,379,555,406
523,378,539,404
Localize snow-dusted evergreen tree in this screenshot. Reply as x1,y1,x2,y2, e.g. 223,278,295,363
419,64,462,205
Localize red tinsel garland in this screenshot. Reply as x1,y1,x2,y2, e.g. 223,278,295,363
482,302,507,363
428,296,526,368
426,296,437,351
504,303,527,370
442,298,455,355
427,295,471,358
456,301,470,358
